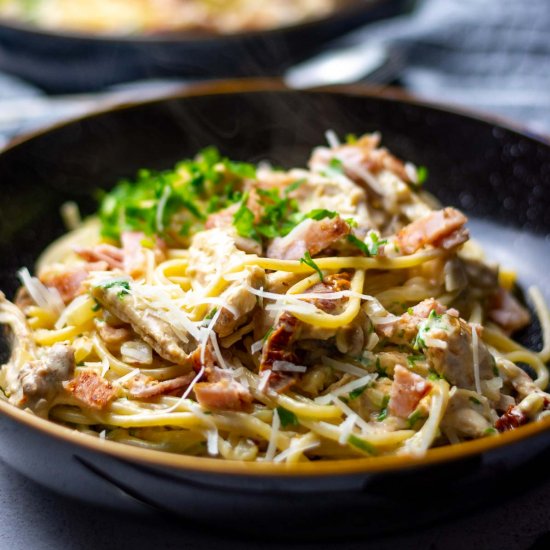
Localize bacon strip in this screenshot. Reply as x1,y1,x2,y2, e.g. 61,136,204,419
396,207,469,255
488,288,531,335
389,365,431,418
64,371,116,410
266,216,350,260
194,377,253,412
127,372,196,399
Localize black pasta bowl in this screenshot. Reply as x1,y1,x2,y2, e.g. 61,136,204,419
0,0,408,93
1,81,550,538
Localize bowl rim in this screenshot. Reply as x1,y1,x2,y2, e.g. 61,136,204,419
0,0,380,44
1,78,550,477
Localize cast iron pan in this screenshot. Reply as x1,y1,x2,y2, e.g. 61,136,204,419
0,81,550,539
0,0,409,93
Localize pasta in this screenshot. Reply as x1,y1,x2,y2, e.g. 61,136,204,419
1,131,549,463
0,0,335,35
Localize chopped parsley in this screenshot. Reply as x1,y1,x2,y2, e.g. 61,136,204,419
277,407,299,428
407,409,426,428
99,147,254,244
98,279,131,298
262,327,274,342
284,178,305,195
348,434,377,455
305,209,338,221
413,309,448,350
323,157,345,178
349,385,368,400
300,251,324,282
407,354,425,367
416,166,429,186
233,193,258,241
347,231,388,257
484,427,498,436
202,308,218,325
375,358,387,377
91,299,102,312
469,396,482,406
377,394,390,421
346,133,358,144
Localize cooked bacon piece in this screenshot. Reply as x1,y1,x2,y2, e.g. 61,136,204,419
266,216,350,260
64,371,116,410
259,312,302,392
39,261,111,304
39,267,89,304
396,207,469,255
74,244,124,270
98,323,134,350
309,133,411,184
495,404,528,432
389,365,431,418
127,372,196,399
488,288,531,335
308,272,351,313
376,298,447,341
194,377,253,412
260,312,300,371
410,298,448,319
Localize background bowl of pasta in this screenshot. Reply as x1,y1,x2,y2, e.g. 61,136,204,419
1,80,550,536
0,0,407,93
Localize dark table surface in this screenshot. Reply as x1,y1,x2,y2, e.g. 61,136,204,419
1,456,550,550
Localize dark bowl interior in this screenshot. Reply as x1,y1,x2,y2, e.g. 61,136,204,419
0,82,549,537
0,0,408,93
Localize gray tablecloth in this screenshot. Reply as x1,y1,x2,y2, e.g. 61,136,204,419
1,1,550,548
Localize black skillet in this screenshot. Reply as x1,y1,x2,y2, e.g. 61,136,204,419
0,0,409,93
0,81,549,539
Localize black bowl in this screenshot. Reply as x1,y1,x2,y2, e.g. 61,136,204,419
1,81,550,538
0,0,408,93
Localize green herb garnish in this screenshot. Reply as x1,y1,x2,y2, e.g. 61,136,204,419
277,407,299,428
377,394,390,421
469,396,482,406
407,409,426,428
349,385,368,401
300,251,324,282
347,231,387,257
348,434,377,455
416,166,428,186
98,279,131,298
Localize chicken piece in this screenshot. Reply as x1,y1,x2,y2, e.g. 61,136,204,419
424,316,495,390
64,371,116,410
214,266,265,338
13,344,75,415
266,216,350,260
396,207,469,255
488,288,531,334
0,295,75,415
92,283,195,367
126,372,196,399
186,228,248,290
389,365,431,418
441,388,493,438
